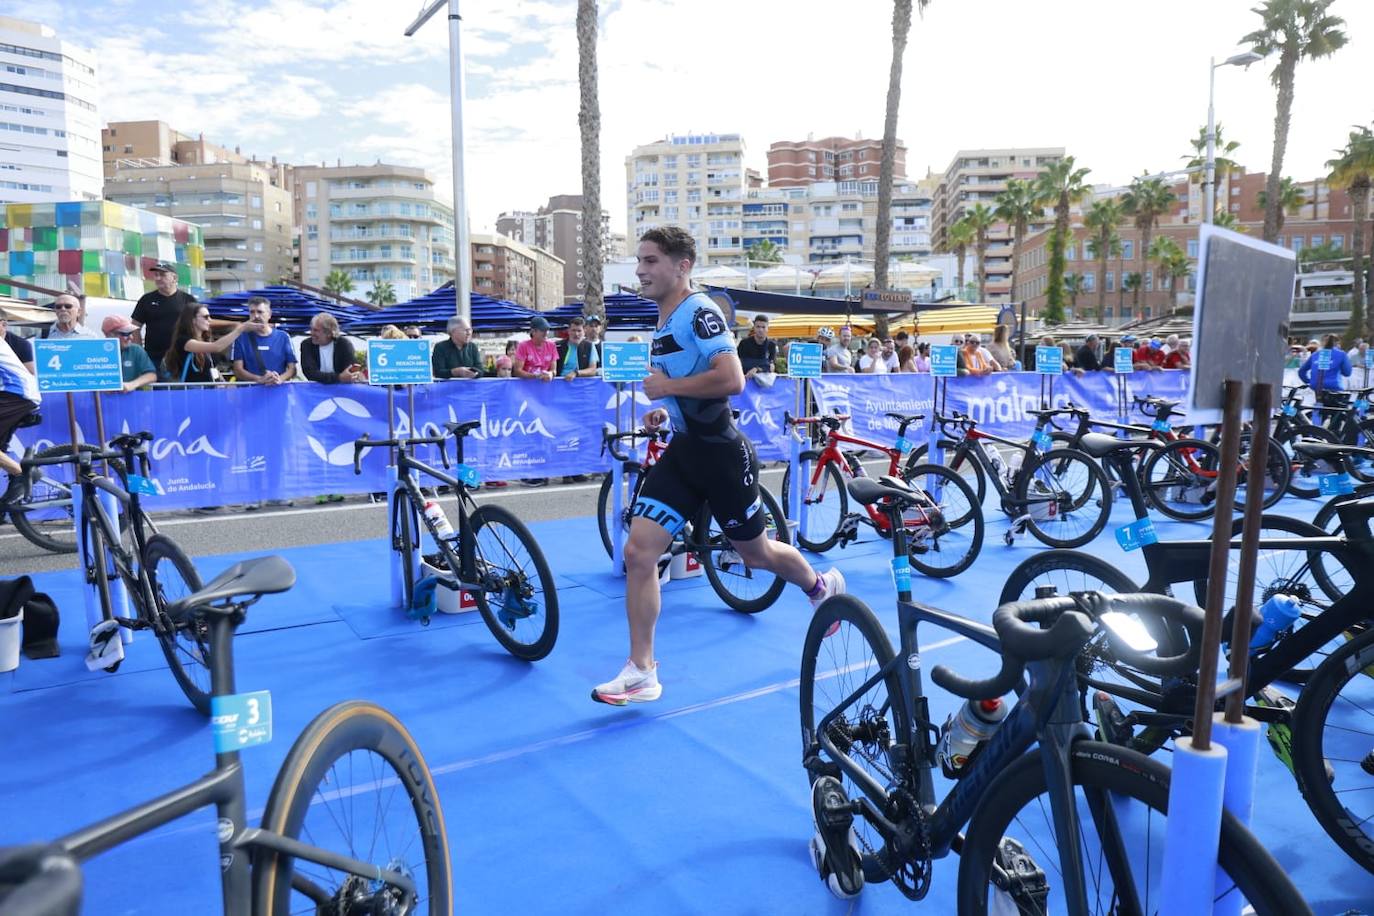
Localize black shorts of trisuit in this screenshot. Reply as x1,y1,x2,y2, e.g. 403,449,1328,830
633,433,767,542
0,392,36,458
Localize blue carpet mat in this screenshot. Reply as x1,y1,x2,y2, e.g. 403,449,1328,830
1,493,1370,913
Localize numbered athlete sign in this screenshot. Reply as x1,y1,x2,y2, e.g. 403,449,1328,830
930,345,959,378
367,339,432,385
601,341,651,382
786,342,823,379
211,690,272,752
34,339,122,392
1035,346,1063,376
1114,347,1134,374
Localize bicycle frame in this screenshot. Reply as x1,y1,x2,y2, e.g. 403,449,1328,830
52,611,415,913
807,427,919,533
74,448,160,625
392,443,484,594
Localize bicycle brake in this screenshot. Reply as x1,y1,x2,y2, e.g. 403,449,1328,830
990,837,1049,911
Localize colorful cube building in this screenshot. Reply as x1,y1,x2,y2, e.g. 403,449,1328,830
0,200,206,300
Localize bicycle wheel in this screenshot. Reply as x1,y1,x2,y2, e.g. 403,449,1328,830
596,464,643,558
998,550,1140,605
898,463,983,578
1310,496,1356,602
9,446,81,554
1015,448,1111,549
799,594,911,868
957,740,1311,915
1193,515,1342,684
1236,434,1290,511
1347,419,1374,482
143,535,209,714
470,503,559,660
697,484,789,614
780,458,848,553
1275,424,1338,499
905,442,988,508
392,492,417,612
1139,438,1222,521
254,700,453,916
81,510,120,673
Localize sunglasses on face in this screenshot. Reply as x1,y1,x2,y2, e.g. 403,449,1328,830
54,303,76,310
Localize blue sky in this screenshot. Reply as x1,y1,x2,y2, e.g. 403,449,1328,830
19,0,1374,236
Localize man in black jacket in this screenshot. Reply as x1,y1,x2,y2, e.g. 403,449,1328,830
1074,334,1103,373
301,313,361,383
736,314,777,377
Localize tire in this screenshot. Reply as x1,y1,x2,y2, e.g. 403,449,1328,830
597,464,643,559
1292,625,1374,875
698,484,790,614
905,442,988,508
1194,514,1340,684
957,740,1312,915
1015,448,1112,548
898,463,983,578
254,700,453,916
1237,434,1290,510
470,504,559,660
143,535,209,715
1139,437,1222,521
9,446,81,554
997,549,1140,606
81,512,120,673
1347,419,1374,482
392,493,416,613
780,458,848,553
799,594,910,867
1276,423,1338,499
1310,495,1358,602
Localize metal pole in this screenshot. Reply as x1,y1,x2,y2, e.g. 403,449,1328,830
447,0,472,322
1204,58,1217,226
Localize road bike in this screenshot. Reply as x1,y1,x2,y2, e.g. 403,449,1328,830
21,432,211,713
6,411,80,554
798,472,1308,912
900,407,1112,548
353,421,558,661
0,555,453,915
598,427,791,614
776,411,982,578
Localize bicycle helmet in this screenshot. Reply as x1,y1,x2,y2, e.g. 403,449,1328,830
817,327,835,341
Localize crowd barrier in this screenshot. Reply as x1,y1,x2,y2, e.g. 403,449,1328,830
8,371,1191,510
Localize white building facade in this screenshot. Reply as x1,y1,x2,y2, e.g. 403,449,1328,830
626,133,745,266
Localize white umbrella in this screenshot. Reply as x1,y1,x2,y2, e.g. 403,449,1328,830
692,264,750,289
753,265,814,293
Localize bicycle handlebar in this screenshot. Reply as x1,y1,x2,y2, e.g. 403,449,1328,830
601,427,669,462
0,843,83,916
352,433,450,475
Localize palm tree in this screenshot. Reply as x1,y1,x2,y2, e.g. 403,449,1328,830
577,0,604,317
1033,157,1091,323
1149,235,1183,310
746,239,784,266
1084,198,1123,323
1063,273,1086,315
1123,272,1143,316
367,280,397,306
1327,125,1374,339
994,177,1040,305
1184,123,1241,220
1256,176,1308,235
1164,251,1192,307
1212,210,1244,231
964,203,997,302
944,218,975,297
873,0,930,290
1121,176,1176,317
323,269,354,298
1243,0,1348,242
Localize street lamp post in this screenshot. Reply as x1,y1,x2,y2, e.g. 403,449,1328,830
1205,51,1263,225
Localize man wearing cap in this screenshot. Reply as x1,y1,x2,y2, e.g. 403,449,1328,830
102,315,157,392
513,315,558,381
584,314,605,367
231,297,297,385
1133,335,1165,371
131,261,195,369
46,293,98,339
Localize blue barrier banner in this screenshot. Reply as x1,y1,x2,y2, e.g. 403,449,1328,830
8,372,1193,509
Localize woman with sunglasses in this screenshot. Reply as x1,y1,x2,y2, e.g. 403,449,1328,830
162,307,262,383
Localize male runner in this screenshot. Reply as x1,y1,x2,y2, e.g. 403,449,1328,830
592,226,844,706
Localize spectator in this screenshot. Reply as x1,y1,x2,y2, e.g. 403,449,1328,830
0,335,40,509
231,297,297,385
163,305,261,383
1074,334,1104,372
1299,333,1353,393
493,355,513,378
1284,343,1305,369
513,316,558,381
380,324,408,340
958,333,994,376
880,337,899,372
974,333,1004,371
433,316,483,380
858,337,889,374
893,330,911,353
737,314,777,377
404,325,422,339
1163,338,1191,370
896,344,917,372
914,342,931,372
558,317,601,379
1133,335,1165,371
0,316,33,374
1348,338,1369,370
301,313,361,383
102,315,157,392
1163,333,1180,355
820,327,853,373
47,293,98,339
987,324,1015,370
585,314,605,367
504,339,519,359
131,262,194,366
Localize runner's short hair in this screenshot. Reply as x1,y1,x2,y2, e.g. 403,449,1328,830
640,226,696,265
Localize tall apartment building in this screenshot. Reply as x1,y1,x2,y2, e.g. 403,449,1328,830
292,163,455,302
767,135,905,188
101,119,284,182
105,159,293,293
0,16,101,203
625,133,745,266
496,193,609,303
469,232,564,311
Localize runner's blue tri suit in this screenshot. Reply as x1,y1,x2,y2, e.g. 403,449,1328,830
633,291,767,541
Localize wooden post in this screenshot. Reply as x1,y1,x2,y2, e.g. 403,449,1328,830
1224,382,1274,723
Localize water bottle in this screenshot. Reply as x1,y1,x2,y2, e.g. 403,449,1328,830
982,442,1006,480
1249,594,1301,650
1003,451,1023,488
422,500,456,544
938,697,1008,778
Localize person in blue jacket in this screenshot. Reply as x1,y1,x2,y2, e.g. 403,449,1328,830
1298,333,1353,394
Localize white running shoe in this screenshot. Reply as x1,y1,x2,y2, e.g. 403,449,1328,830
809,568,846,611
592,659,662,706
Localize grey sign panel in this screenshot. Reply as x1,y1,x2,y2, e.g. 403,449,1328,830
1187,225,1296,424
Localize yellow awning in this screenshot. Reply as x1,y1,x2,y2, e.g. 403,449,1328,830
762,313,875,339
890,306,1001,338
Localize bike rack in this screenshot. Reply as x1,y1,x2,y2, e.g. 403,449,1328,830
608,381,640,576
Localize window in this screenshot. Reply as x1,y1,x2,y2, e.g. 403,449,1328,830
1064,243,1075,260
1083,273,1095,291
252,218,262,229
306,181,317,197
1105,271,1115,292
1144,270,1153,291
1332,234,1345,249
1311,234,1324,247
1290,236,1304,252
1121,240,1134,260
253,241,263,252
1187,239,1198,258
251,195,262,208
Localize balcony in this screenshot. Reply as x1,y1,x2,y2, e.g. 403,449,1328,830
329,229,416,243
331,251,418,264
328,184,436,203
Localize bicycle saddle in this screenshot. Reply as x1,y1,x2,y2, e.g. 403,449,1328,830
164,556,296,622
1291,440,1374,461
846,476,921,509
444,420,481,438
108,431,153,450
1076,433,1160,459
884,412,925,424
